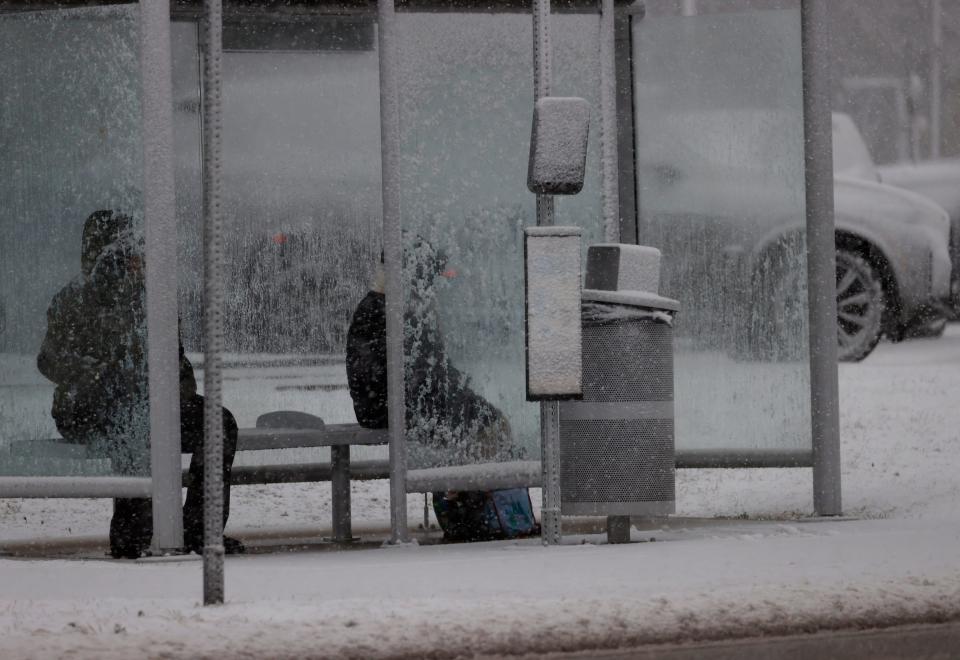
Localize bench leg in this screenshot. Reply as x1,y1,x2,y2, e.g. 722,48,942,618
331,445,352,543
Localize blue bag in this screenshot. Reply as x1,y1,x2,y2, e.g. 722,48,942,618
433,489,540,541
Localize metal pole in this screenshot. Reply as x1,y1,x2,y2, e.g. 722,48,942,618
533,0,562,546
330,445,352,542
378,0,410,545
801,0,842,516
930,0,942,159
599,0,619,243
139,0,183,555
201,0,226,604
680,0,697,17
599,0,621,536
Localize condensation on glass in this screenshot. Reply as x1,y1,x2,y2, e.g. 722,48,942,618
632,5,812,454
171,16,383,467
395,13,604,468
0,5,149,478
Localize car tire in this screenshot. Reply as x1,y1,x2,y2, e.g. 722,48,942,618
835,249,884,362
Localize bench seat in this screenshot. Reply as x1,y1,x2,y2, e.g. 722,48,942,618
3,423,544,541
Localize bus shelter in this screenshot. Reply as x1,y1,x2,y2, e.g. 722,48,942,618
0,0,839,563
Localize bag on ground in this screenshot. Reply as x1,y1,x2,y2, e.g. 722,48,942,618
432,488,539,541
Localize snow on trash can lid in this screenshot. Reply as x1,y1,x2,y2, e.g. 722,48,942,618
582,242,679,312
582,288,680,312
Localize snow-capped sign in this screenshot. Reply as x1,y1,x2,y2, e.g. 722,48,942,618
524,226,583,400
527,97,591,195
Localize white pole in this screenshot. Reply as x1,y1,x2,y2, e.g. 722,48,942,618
599,0,619,242
930,0,942,159
681,0,697,17
378,0,410,545
801,0,842,517
139,0,183,555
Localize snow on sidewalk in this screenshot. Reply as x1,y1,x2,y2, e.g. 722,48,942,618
2,517,960,659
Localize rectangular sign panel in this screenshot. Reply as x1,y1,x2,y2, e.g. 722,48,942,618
525,227,583,400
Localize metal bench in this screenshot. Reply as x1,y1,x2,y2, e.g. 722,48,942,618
229,422,542,541
231,422,389,542
4,419,543,542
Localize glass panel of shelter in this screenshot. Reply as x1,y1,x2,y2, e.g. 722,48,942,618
0,5,150,478
173,8,605,473
395,10,604,469
632,1,813,458
0,1,606,510
172,15,384,470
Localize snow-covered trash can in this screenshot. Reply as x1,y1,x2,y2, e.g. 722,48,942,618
559,245,679,542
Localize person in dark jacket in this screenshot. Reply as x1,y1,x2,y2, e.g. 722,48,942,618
346,242,510,463
346,241,516,541
37,210,242,558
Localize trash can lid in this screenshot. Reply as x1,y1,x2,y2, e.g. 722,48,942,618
582,288,680,312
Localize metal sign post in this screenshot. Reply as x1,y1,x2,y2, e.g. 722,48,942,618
532,0,562,546
201,0,226,604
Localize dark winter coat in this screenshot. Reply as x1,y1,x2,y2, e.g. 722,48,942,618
37,210,196,445
345,287,509,462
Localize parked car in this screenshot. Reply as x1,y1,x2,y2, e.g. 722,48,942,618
833,112,959,339
636,110,952,362
870,146,960,316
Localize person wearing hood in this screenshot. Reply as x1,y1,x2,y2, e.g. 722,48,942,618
346,240,510,460
346,239,519,540
37,210,243,558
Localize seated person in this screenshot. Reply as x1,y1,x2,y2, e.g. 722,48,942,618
346,241,525,541
37,209,243,558
346,241,510,461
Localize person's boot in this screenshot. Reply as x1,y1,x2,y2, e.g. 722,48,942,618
109,498,153,559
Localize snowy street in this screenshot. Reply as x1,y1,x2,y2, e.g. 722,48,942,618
2,327,960,658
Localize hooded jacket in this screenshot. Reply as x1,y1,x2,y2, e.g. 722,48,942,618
345,239,508,462
37,210,196,443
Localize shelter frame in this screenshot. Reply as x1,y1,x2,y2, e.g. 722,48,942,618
0,0,842,539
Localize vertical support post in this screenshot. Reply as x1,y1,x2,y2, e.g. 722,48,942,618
801,0,841,516
930,0,942,159
378,0,410,545
140,0,183,554
539,401,562,545
331,445,352,543
599,0,620,537
615,7,640,244
201,0,226,604
599,0,619,243
532,0,562,546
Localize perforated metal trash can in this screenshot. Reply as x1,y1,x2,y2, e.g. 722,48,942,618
559,289,678,517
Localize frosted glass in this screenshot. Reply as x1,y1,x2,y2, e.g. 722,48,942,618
633,9,812,453
0,6,148,476
396,13,604,468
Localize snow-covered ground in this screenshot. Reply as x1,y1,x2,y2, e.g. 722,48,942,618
2,328,960,658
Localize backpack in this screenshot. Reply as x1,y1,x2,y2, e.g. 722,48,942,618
432,489,540,542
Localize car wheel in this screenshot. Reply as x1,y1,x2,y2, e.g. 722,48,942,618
835,249,884,362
